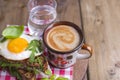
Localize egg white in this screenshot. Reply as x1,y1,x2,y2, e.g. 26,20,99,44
0,33,42,60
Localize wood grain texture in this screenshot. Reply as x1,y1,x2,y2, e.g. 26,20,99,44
82,73,88,80
0,0,88,80
0,0,28,33
80,0,120,80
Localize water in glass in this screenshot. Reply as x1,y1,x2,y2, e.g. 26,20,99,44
28,5,57,36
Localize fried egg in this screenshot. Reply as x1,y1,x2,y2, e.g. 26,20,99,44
0,33,42,60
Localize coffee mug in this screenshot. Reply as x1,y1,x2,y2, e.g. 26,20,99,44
43,21,92,68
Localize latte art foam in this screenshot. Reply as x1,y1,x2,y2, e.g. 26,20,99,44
46,25,80,52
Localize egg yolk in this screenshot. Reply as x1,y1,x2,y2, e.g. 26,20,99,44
7,38,28,53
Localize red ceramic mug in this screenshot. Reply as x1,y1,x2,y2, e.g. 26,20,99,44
43,21,92,68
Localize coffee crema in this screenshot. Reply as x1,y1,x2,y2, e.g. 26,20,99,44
46,25,80,52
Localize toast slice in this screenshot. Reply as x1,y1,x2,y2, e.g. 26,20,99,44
0,54,52,80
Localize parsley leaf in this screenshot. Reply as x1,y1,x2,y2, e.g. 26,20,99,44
26,40,43,63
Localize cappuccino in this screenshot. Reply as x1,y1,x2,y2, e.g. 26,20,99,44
46,25,80,52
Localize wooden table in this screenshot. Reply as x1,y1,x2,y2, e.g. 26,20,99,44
1,0,119,80
81,0,120,80
0,0,88,80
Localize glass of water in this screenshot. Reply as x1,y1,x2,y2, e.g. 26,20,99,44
27,0,57,36
28,0,57,11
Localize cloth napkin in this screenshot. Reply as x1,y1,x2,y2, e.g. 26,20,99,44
0,26,73,80
0,67,73,80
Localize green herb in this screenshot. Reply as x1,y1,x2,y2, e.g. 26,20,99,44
33,68,40,74
26,67,33,71
0,62,22,69
41,75,69,80
9,67,22,80
50,75,56,80
34,57,44,70
41,78,49,80
29,52,35,63
0,61,23,80
2,25,24,39
56,77,69,80
45,69,52,75
0,37,7,43
27,67,41,76
26,40,43,63
34,57,43,64
0,61,22,68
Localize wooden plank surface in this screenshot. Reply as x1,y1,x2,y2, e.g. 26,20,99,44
80,0,120,80
82,73,88,80
0,0,88,80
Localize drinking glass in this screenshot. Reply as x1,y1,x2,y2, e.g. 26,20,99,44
27,0,57,36
28,0,57,11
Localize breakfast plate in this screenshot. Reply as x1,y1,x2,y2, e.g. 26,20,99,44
0,25,73,80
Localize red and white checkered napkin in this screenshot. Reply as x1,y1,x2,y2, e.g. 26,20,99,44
37,67,73,80
0,67,73,80
0,26,73,80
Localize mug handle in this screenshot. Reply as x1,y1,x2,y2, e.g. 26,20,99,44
77,44,93,59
